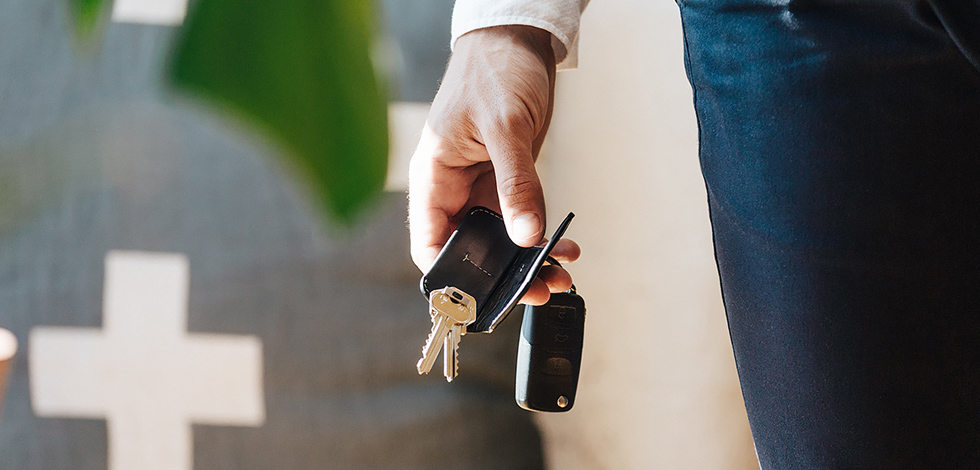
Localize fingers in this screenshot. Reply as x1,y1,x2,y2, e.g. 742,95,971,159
538,265,574,292
521,278,551,306
407,127,444,272
520,265,574,305
408,125,474,272
408,209,449,274
549,238,582,264
521,238,580,305
486,136,547,248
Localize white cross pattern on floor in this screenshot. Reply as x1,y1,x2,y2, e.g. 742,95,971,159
30,251,264,470
112,0,188,25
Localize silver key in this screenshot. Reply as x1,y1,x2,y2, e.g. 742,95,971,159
444,323,465,382
439,292,476,382
417,308,450,375
443,331,456,381
417,287,476,380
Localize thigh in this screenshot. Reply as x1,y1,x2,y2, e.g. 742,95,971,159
677,0,980,468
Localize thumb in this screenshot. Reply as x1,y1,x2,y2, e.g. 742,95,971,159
486,137,546,247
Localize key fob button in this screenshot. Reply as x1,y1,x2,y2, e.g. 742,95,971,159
541,357,573,376
550,305,577,323
525,319,582,347
544,327,581,348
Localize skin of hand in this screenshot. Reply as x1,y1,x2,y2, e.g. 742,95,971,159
408,25,580,305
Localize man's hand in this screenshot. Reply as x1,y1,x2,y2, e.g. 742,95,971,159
408,25,579,305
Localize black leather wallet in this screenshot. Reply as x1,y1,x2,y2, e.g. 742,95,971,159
420,207,575,333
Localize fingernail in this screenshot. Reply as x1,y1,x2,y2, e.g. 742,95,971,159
512,213,541,243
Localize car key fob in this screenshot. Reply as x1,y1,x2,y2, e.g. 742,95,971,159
516,289,586,412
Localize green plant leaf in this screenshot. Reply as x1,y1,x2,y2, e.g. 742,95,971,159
169,0,389,223
70,0,109,39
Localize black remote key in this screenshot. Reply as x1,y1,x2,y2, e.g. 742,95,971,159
516,291,586,412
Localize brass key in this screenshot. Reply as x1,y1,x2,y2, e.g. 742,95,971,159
416,287,476,382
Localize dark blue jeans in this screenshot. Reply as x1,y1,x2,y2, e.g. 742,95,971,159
677,1,980,468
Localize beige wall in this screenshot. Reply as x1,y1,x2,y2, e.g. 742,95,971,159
535,0,758,468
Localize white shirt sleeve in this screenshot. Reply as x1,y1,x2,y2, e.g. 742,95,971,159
451,0,590,69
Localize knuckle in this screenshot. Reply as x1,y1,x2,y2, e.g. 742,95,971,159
500,106,535,134
476,99,535,141
488,100,537,139
498,172,540,203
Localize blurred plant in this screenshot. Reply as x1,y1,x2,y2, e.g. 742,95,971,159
68,0,389,224
70,0,108,38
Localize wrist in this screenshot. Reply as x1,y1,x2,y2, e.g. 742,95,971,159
456,25,556,69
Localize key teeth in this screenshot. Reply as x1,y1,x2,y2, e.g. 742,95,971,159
421,333,435,354
424,323,440,346
444,328,460,382
418,314,451,376
453,340,460,378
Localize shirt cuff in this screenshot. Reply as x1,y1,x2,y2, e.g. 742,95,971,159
451,0,588,70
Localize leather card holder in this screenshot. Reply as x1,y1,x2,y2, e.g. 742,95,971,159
420,207,574,333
